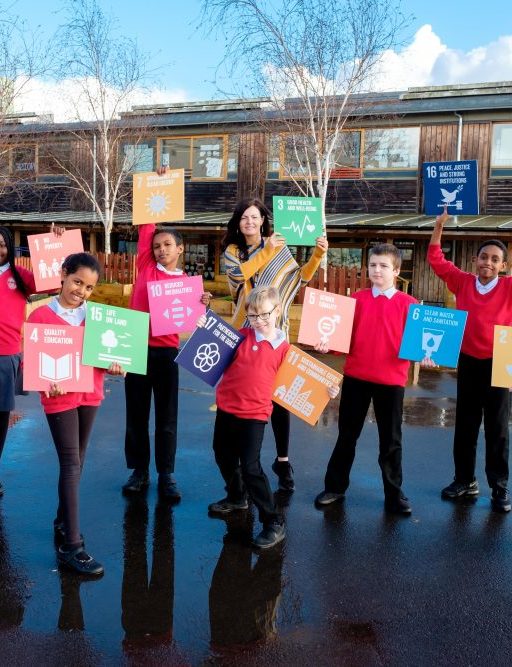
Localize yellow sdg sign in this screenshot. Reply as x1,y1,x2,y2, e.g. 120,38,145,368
491,325,512,388
132,169,185,225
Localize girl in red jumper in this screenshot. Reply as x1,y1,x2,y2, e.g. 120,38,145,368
0,225,63,497
28,253,124,575
122,221,211,500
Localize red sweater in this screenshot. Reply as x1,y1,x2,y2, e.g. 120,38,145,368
216,328,290,421
129,224,180,349
0,266,36,355
27,305,106,414
428,244,512,359
343,289,417,387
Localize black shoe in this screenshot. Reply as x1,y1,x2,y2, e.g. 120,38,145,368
208,497,249,515
122,469,149,494
252,522,286,549
57,545,104,576
491,487,511,513
314,490,345,507
441,479,479,499
271,458,295,492
158,473,181,502
385,493,412,515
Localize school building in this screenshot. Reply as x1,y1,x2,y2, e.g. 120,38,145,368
2,80,512,304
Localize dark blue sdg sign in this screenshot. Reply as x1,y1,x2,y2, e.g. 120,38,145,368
175,310,245,386
423,160,479,215
399,304,468,368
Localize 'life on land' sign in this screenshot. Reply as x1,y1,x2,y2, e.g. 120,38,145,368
423,160,479,216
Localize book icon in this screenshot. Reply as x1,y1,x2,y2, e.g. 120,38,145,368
39,352,73,382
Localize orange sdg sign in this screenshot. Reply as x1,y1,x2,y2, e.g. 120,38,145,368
273,345,342,426
132,169,185,225
492,325,512,388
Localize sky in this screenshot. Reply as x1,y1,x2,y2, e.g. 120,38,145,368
7,0,512,121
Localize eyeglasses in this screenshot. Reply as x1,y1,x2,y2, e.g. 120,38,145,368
247,305,277,322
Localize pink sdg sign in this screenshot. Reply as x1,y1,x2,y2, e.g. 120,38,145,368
23,323,94,392
28,229,84,292
147,275,206,336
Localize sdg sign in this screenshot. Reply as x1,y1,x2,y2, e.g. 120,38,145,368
423,160,479,216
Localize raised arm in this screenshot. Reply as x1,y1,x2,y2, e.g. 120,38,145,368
300,236,328,282
430,206,451,246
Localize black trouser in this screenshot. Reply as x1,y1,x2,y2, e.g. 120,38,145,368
0,411,9,462
324,375,405,499
124,347,179,474
453,353,510,489
271,401,290,458
213,408,280,525
46,406,98,546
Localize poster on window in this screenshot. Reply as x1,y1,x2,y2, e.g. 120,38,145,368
23,323,94,392
132,169,185,225
27,229,84,292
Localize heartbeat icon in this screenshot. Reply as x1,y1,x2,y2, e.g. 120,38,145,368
282,214,316,238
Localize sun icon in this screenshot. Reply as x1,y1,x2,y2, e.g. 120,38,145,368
146,190,170,217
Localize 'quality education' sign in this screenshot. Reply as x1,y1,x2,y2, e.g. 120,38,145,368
423,160,479,216
298,287,355,353
273,345,342,426
82,302,149,374
273,195,323,246
23,323,94,392
176,310,244,386
147,275,205,336
399,304,468,368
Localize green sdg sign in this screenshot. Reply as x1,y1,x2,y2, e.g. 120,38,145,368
273,196,323,246
82,302,150,375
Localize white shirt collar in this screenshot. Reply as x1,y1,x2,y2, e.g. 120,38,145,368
254,328,286,349
0,263,10,275
48,296,86,325
476,275,498,295
372,285,397,299
156,263,184,276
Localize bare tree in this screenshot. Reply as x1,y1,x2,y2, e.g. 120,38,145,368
55,0,156,252
0,5,53,197
201,0,409,241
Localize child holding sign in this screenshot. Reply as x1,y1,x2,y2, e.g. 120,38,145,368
202,286,338,549
28,253,124,575
0,225,62,497
223,198,328,492
122,220,211,501
428,208,512,512
315,244,417,515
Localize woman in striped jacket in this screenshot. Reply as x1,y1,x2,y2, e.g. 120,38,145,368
222,198,327,491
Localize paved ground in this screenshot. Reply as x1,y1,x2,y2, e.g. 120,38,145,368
1,363,511,666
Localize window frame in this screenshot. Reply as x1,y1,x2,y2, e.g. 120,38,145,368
157,135,231,181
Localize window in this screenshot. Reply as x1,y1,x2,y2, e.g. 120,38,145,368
332,132,361,170
12,146,36,176
185,241,216,279
363,127,419,177
160,136,230,179
122,140,155,173
491,124,512,176
38,141,71,182
283,134,317,178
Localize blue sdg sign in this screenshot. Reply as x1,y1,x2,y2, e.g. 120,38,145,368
423,160,479,216
175,310,245,386
399,304,468,368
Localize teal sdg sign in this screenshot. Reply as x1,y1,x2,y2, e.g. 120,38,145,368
82,302,149,375
398,304,468,368
273,196,323,246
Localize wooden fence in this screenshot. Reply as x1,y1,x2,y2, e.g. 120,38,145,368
15,252,137,284
296,266,370,303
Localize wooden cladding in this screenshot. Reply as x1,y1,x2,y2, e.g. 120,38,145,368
237,132,267,200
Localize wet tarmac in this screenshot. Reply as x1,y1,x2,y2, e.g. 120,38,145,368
1,365,512,666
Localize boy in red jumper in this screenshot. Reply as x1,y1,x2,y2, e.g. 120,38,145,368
205,286,339,548
315,244,417,515
428,209,512,512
